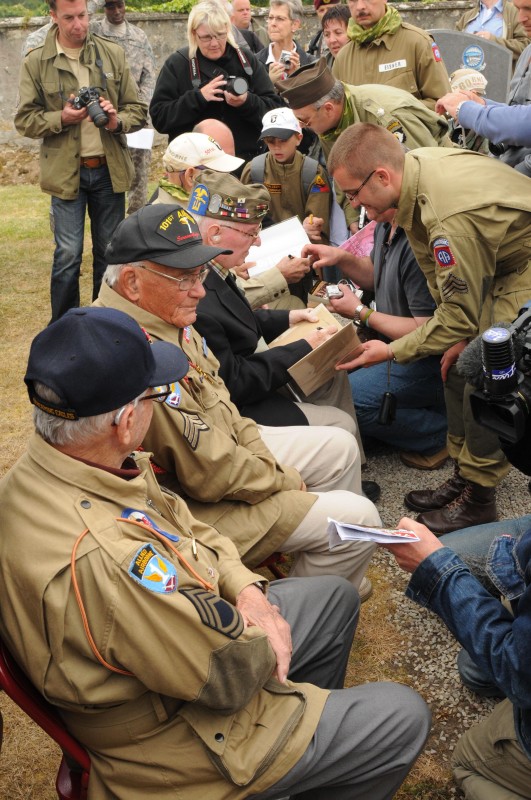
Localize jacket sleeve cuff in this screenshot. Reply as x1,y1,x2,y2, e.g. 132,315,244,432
405,547,465,607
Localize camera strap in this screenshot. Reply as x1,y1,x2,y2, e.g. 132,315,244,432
57,38,108,103
189,46,253,89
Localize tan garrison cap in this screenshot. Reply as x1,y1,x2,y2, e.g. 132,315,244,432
280,58,336,109
187,169,270,223
450,68,488,95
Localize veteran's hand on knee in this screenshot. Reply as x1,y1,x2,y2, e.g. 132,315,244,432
236,584,292,683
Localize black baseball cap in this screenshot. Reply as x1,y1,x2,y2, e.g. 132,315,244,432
105,204,232,270
25,307,189,419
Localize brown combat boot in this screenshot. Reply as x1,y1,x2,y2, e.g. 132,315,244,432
404,465,466,513
415,480,497,536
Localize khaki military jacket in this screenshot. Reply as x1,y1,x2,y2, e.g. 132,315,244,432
332,22,451,110
0,435,327,800
320,83,452,226
95,283,316,566
241,150,332,243
392,148,531,362
15,26,147,199
456,0,530,65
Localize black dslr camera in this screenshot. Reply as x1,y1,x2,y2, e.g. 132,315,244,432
225,75,249,96
470,302,531,445
69,87,109,128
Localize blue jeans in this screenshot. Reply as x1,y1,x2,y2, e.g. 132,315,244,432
50,164,125,321
348,355,447,454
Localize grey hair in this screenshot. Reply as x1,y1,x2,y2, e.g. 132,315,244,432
103,262,144,287
270,0,303,21
314,79,344,109
32,383,136,447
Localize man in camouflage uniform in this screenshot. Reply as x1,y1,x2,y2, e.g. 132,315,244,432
91,0,156,213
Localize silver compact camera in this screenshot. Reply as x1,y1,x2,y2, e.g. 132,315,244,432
280,50,292,68
326,284,344,300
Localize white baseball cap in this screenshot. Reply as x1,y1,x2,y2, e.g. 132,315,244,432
450,68,488,95
162,132,244,173
259,108,302,140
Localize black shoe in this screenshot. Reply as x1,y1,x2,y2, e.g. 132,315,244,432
362,480,381,503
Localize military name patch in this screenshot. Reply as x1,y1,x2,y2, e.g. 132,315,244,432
178,411,210,450
265,183,282,194
128,543,178,593
441,273,469,301
179,587,244,639
379,59,407,72
433,237,457,268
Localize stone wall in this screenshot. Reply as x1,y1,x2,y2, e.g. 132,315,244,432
0,2,474,143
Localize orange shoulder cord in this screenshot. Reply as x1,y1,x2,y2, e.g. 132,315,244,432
70,518,215,676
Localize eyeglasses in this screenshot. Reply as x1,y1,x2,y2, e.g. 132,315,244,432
295,107,320,129
141,384,174,403
344,170,376,202
138,264,209,290
268,14,290,22
196,31,228,43
220,223,262,241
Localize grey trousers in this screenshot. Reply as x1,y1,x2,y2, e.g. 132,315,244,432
261,577,431,800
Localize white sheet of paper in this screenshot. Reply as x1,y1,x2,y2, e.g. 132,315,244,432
126,128,155,150
328,519,420,548
247,217,310,277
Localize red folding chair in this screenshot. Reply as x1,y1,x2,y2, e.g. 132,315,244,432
0,636,90,800
257,552,289,580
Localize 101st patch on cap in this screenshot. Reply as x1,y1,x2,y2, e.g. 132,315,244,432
157,209,202,246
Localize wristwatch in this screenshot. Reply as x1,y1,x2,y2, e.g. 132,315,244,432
353,304,365,325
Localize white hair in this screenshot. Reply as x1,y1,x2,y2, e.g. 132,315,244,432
103,262,144,287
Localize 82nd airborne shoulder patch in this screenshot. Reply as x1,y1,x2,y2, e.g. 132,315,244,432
433,237,457,269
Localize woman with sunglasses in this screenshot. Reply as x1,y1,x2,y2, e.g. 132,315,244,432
150,1,283,163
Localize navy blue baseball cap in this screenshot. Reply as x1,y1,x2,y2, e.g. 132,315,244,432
25,307,189,419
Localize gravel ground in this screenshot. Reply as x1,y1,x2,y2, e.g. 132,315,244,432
359,442,530,795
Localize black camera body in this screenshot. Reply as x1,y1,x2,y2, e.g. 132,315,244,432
70,87,109,128
470,302,531,444
225,75,249,96
488,140,506,157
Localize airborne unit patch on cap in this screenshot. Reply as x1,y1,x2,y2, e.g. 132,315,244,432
157,208,202,245
190,169,270,223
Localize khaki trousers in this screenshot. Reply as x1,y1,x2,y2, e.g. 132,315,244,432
452,699,531,799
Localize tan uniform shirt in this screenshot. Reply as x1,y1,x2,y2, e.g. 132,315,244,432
241,150,332,243
0,435,327,800
95,283,316,567
392,148,531,362
332,23,451,111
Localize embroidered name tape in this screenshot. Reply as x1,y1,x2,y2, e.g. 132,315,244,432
379,59,407,72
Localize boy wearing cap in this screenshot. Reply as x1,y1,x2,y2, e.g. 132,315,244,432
241,108,331,249
0,306,429,799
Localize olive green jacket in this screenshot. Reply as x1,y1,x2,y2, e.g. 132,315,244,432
95,283,317,568
15,26,147,199
0,435,327,799
392,148,531,362
333,21,451,111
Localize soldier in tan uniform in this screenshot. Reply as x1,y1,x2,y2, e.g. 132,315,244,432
97,203,381,596
279,58,452,230
0,305,429,798
327,122,531,534
333,0,450,110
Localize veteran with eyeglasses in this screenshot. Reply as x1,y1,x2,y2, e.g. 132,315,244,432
95,201,381,601
150,0,283,163
0,309,429,800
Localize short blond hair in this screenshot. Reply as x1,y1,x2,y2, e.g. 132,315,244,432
188,1,237,57
328,123,405,179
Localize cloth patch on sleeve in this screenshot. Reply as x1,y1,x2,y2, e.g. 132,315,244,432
128,543,178,593
432,41,442,61
165,384,182,409
310,175,330,193
441,272,469,301
386,120,406,143
178,411,210,450
433,237,457,268
179,587,244,639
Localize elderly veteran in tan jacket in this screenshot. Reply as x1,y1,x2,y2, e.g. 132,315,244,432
279,58,452,230
328,122,531,536
96,203,380,596
0,306,430,799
